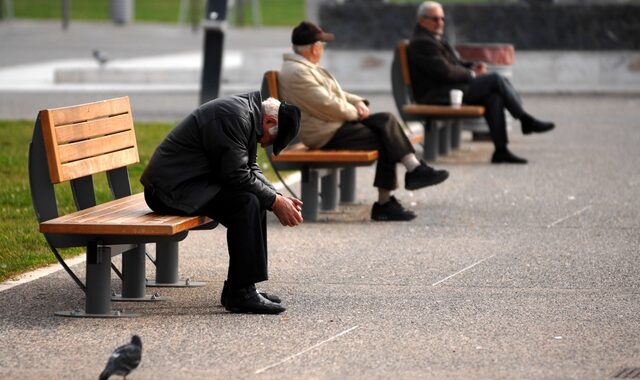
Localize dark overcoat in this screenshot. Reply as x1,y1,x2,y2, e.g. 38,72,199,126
140,91,277,214
407,25,475,104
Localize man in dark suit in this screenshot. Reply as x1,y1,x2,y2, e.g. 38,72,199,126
141,92,302,314
408,1,555,164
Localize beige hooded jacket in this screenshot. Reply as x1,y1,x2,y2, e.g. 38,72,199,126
278,53,367,148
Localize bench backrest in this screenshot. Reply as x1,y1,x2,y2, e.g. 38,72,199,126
39,96,138,184
391,40,426,124
29,97,138,231
260,70,307,170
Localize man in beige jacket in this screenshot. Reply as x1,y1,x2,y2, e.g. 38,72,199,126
278,21,449,221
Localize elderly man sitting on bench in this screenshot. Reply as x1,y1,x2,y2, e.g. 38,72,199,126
278,21,450,222
408,1,555,164
141,92,302,314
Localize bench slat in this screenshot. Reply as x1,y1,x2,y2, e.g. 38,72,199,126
403,104,485,117
272,146,379,163
40,193,212,236
58,130,136,163
48,97,131,126
55,113,133,144
58,148,139,183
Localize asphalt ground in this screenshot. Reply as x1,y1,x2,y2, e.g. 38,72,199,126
0,21,639,379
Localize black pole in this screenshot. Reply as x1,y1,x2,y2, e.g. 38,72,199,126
61,0,70,30
199,0,227,105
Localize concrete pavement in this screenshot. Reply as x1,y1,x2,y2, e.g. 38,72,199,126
0,20,639,379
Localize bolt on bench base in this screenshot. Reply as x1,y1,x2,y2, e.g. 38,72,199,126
146,280,207,288
111,294,170,302
146,241,206,288
55,310,139,318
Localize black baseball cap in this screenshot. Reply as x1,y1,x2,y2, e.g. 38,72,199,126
291,21,335,46
273,102,301,156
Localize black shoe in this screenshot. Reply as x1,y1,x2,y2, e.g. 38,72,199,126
521,114,555,135
405,160,449,190
491,148,528,164
220,280,281,307
225,284,286,314
371,196,416,221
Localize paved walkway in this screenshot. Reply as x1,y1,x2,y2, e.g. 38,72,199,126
0,20,639,379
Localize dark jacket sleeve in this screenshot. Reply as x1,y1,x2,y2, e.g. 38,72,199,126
409,38,473,84
205,116,277,209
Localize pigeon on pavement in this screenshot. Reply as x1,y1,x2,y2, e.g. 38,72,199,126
99,335,142,380
92,49,110,67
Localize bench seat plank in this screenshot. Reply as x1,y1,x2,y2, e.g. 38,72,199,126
271,143,379,163
403,104,485,117
39,193,212,236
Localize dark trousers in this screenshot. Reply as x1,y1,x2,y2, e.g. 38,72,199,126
321,112,415,191
144,188,268,286
463,73,527,149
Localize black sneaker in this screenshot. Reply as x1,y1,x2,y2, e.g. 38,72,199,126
371,196,416,221
405,161,449,190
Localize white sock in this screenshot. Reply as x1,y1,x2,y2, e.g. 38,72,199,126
378,189,391,204
401,153,421,172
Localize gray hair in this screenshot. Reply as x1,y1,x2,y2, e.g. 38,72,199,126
417,1,442,21
293,43,314,55
261,97,280,136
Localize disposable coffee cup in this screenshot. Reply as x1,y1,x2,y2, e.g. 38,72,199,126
449,89,463,108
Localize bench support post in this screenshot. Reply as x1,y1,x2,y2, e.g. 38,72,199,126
55,243,137,318
340,167,357,204
147,242,206,288
301,168,320,222
439,122,451,156
451,120,462,150
121,244,146,299
113,244,170,302
320,170,339,211
423,120,439,162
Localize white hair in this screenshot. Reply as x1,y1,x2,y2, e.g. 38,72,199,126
261,97,280,136
417,1,442,21
293,43,314,54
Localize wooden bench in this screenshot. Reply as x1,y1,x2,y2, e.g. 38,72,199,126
261,70,422,221
29,97,215,318
391,40,485,161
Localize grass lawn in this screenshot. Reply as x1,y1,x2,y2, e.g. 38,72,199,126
0,120,278,282
8,0,305,26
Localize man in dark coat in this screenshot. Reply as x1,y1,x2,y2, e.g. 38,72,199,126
141,91,302,314
408,1,555,164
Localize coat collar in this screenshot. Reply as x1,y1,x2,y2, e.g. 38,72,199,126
412,24,441,42
283,52,319,69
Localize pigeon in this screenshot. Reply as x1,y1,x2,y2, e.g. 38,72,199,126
92,49,110,67
99,335,142,380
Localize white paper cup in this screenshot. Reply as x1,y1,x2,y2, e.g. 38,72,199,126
449,89,463,108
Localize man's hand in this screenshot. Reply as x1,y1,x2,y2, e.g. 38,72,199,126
472,62,487,76
272,194,303,227
355,101,370,121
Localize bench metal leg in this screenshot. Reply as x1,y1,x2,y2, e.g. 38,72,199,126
423,120,439,162
340,167,357,204
56,243,137,318
451,120,462,150
439,122,451,156
301,169,320,222
113,244,169,302
320,169,339,211
146,241,206,288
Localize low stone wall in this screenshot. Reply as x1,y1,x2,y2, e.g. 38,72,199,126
319,3,640,51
